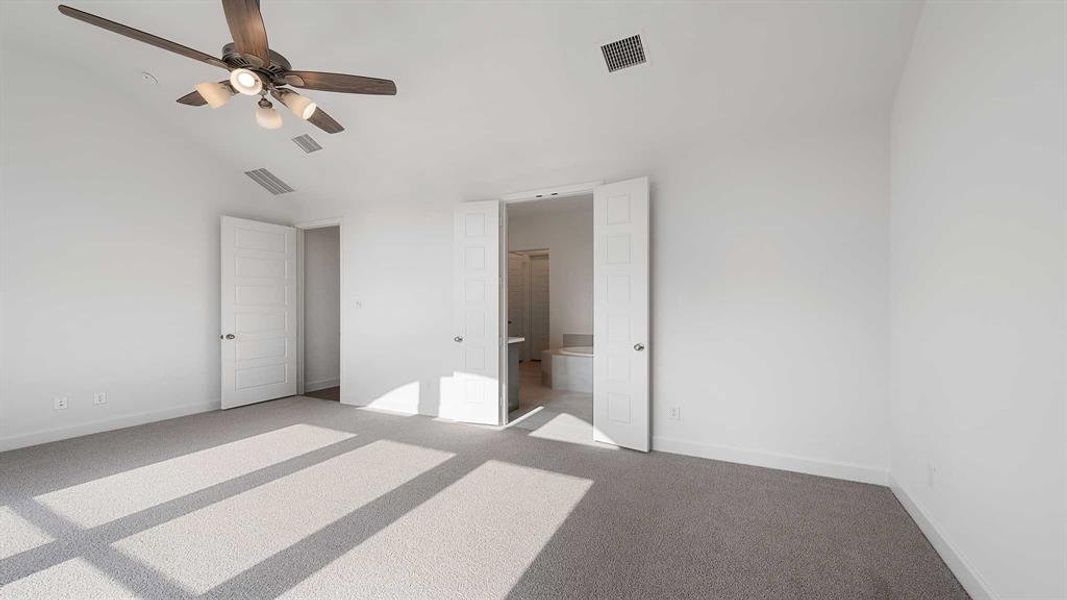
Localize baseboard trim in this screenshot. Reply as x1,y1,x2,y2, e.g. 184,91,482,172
0,401,219,453
651,436,888,485
889,476,996,600
304,378,340,393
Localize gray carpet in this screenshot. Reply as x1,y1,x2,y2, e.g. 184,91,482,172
0,396,969,599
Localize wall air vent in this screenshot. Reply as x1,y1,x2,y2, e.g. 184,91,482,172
291,134,322,154
601,34,646,72
244,168,294,195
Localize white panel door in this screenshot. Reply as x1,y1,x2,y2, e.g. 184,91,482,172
442,201,501,425
220,216,298,409
593,177,650,451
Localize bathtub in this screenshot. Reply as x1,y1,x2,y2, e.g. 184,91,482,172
541,347,593,393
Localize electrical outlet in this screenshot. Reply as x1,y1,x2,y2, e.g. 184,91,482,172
668,406,681,421
53,396,69,411
93,392,107,406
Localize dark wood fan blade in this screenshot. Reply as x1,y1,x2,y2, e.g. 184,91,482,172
58,5,228,70
308,107,345,134
177,80,231,106
284,71,396,95
176,90,207,106
221,0,270,67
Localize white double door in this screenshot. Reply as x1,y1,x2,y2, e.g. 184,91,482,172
448,177,650,451
219,216,298,409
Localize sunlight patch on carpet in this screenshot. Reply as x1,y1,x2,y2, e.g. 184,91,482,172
527,412,617,449
113,440,453,594
35,424,355,528
0,558,133,599
280,460,592,599
0,506,53,560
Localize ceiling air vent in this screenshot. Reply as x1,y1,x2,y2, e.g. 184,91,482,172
291,134,322,154
244,168,294,195
601,34,646,72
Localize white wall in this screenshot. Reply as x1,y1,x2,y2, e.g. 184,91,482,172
888,2,1066,598
650,118,892,483
303,227,341,391
507,197,594,351
0,49,298,450
300,109,892,483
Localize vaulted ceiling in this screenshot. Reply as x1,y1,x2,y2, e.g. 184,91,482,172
1,1,921,210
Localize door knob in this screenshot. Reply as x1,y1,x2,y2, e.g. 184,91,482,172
223,334,236,340
454,336,464,343
633,343,645,351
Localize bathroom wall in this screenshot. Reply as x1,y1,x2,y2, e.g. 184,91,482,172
304,227,341,392
507,196,593,351
506,251,550,361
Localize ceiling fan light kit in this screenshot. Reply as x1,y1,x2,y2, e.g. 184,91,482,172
57,1,398,134
229,68,263,95
255,98,283,129
195,81,235,108
275,89,317,120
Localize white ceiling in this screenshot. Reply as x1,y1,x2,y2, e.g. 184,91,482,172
0,1,922,209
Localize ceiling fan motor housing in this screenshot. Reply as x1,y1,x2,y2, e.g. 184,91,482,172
221,43,291,84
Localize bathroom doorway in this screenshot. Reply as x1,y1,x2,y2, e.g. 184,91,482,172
448,177,649,450
504,196,594,443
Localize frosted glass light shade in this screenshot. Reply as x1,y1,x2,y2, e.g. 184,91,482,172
279,91,317,120
195,81,233,108
229,68,262,95
255,104,283,129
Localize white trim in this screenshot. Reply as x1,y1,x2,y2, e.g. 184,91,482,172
0,401,218,453
652,436,888,485
304,378,340,393
889,476,996,600
296,227,306,395
294,217,345,230
294,218,345,403
498,202,509,426
501,181,602,202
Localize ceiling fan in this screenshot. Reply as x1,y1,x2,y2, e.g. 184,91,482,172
57,1,397,134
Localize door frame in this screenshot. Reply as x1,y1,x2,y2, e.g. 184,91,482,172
498,181,603,425
295,217,345,400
